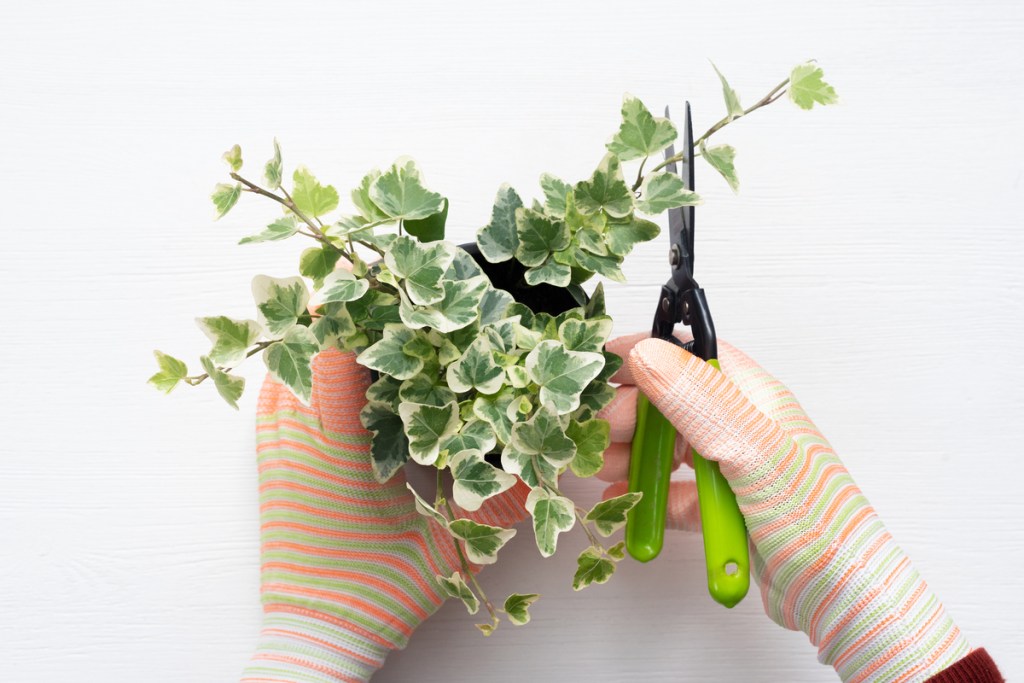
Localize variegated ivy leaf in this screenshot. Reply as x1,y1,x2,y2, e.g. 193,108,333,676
573,546,615,590
573,248,625,283
384,236,456,306
356,324,428,380
711,62,744,121
701,142,739,193
264,138,283,190
319,269,370,304
346,289,402,331
585,491,643,537
525,487,575,558
483,319,518,353
476,618,498,636
524,256,571,287
309,302,360,348
606,216,660,257
252,275,310,336
365,374,402,408
352,169,390,223
636,171,702,215
449,449,517,513
222,144,242,172
239,216,300,245
539,173,572,217
405,482,449,528
478,288,514,326
789,62,838,110
472,388,517,444
477,184,523,263
565,189,607,235
575,353,621,419
501,407,576,488
435,571,479,615
211,183,241,219
585,282,606,317
200,355,245,409
360,402,410,482
195,315,262,365
441,419,497,455
503,593,540,626
566,418,610,478
558,317,613,353
398,276,489,333
446,337,504,395
507,365,529,388
291,167,339,218
329,214,372,238
148,351,188,394
299,246,342,288
574,154,633,218
606,540,627,560
448,517,516,565
445,248,484,280
263,325,320,404
606,94,678,161
398,374,457,407
515,207,570,268
369,157,445,221
398,401,460,465
525,340,605,414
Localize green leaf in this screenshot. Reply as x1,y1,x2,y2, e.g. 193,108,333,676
352,169,390,223
360,402,410,482
319,269,370,304
148,351,188,394
448,516,517,565
711,62,744,121
606,540,626,561
446,337,504,395
524,257,571,287
636,171,702,214
239,216,300,245
566,418,610,478
398,401,460,465
539,173,572,217
515,208,570,268
573,546,615,590
449,449,517,514
606,94,678,161
222,144,242,172
525,487,575,558
369,157,445,221
476,184,523,264
384,236,456,306
701,142,739,193
441,419,497,456
211,183,241,219
557,317,612,353
502,407,576,488
299,246,342,288
475,618,498,636
263,325,320,404
574,154,634,218
585,491,643,537
252,275,310,336
405,482,448,528
436,571,479,615
200,355,245,409
398,276,489,333
789,62,838,110
404,197,448,242
503,593,540,626
264,139,283,190
195,316,262,365
356,324,427,381
291,167,339,218
606,216,660,257
525,340,605,414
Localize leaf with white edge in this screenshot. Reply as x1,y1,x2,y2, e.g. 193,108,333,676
472,389,516,444
789,62,838,110
252,275,310,336
291,167,339,218
525,340,605,414
525,487,575,558
446,337,504,395
636,171,702,215
606,94,678,161
515,208,570,268
435,571,479,615
711,62,744,121
445,247,485,280
222,144,242,172
574,154,634,218
264,138,283,190
448,517,516,565
299,246,342,288
239,216,300,244
356,325,427,381
404,197,448,243
503,593,540,626
573,546,615,590
398,401,460,465
360,403,410,482
539,173,572,217
148,351,188,393
196,316,262,365
477,184,523,263
524,257,571,287
309,302,358,347
441,419,497,455
369,157,445,221
211,183,241,219
263,325,320,404
566,418,610,478
384,236,456,306
398,276,488,333
606,216,660,257
478,288,514,326
573,248,625,283
701,142,739,193
319,270,369,304
585,282,606,317
558,318,612,353
606,540,626,561
200,355,245,409
586,491,643,537
501,407,576,488
352,169,390,223
405,482,449,528
366,374,402,407
506,365,529,388
398,374,456,408
450,449,517,513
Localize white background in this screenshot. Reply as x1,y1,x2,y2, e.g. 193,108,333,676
1,1,1022,681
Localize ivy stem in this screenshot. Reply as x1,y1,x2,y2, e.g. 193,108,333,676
437,471,499,624
184,340,277,385
574,507,602,548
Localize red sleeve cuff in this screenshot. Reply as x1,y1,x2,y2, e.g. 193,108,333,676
925,649,1003,683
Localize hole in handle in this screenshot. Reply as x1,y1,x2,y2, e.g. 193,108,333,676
724,561,739,576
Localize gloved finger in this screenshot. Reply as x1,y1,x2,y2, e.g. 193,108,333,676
596,434,690,482
605,330,695,385
597,385,638,442
602,479,701,532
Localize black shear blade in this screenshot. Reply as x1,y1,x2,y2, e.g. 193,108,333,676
663,104,695,276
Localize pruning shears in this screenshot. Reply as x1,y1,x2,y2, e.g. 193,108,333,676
624,103,750,608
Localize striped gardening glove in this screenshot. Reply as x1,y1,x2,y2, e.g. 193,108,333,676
241,347,530,683
598,332,974,683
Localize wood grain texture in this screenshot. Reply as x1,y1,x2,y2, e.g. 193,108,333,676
1,0,1022,680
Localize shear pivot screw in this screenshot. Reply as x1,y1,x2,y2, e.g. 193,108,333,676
669,245,681,266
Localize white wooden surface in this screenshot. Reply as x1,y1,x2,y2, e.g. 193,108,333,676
1,1,1022,680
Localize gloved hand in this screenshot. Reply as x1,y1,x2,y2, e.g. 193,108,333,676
597,332,972,683
241,347,529,683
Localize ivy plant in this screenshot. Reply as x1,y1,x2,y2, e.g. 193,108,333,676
151,61,836,635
